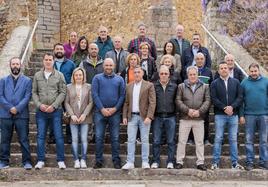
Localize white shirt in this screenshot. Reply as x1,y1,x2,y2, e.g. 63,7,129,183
141,60,148,77
229,69,234,78
132,81,142,112
44,71,52,80
76,84,82,109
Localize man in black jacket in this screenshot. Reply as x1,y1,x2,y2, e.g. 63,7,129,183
151,65,178,169
214,54,245,82
210,61,244,170
181,33,212,80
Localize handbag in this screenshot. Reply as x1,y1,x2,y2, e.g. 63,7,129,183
62,112,71,124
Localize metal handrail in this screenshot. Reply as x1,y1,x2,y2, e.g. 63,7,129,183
21,20,39,64
201,24,248,77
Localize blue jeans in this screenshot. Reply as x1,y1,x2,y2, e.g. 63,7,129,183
94,111,121,164
152,116,176,164
70,123,89,161
0,118,31,165
212,115,239,165
36,109,64,162
127,114,151,163
245,115,268,165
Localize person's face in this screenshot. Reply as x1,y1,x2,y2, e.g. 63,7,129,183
10,58,21,75
192,35,201,47
188,68,198,84
99,28,108,40
141,45,149,56
159,69,170,83
103,60,114,75
218,63,229,78
134,68,143,82
74,70,84,84
176,26,184,38
195,55,205,68
89,44,98,58
129,56,138,68
249,66,260,79
138,26,146,37
79,39,87,50
54,45,65,59
165,43,173,54
70,32,77,43
163,58,172,68
43,55,54,70
225,56,235,70
114,37,122,50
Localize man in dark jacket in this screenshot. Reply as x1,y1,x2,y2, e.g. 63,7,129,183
169,24,190,56
181,33,212,80
151,65,178,169
210,61,244,170
95,26,114,60
214,54,245,82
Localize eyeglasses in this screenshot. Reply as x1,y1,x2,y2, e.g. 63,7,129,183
160,72,169,75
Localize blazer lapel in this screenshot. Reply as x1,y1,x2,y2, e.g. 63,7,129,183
139,80,145,103
14,75,23,92
129,83,134,112
7,75,15,92
80,84,87,108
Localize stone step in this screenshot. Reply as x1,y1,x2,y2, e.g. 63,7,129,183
9,153,250,168
12,131,257,144
10,142,258,156
1,168,268,182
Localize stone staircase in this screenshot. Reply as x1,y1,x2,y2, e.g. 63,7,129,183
2,49,268,182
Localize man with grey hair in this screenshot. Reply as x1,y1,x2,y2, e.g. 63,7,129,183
175,66,210,171
105,35,129,74
169,24,190,56
127,23,157,60
214,54,244,82
95,26,114,60
80,43,103,84
92,58,125,169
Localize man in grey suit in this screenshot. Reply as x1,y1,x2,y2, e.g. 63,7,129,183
105,36,129,75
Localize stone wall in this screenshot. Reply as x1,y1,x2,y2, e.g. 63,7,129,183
35,0,60,49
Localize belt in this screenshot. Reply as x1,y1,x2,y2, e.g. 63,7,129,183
156,113,175,118
131,112,140,115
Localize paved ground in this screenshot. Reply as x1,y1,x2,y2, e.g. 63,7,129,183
1,180,268,187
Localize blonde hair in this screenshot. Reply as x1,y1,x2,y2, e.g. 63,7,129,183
160,54,175,66
139,42,151,50
71,67,87,84
126,53,141,67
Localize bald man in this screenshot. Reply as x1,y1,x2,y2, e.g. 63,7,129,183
105,36,129,74
95,26,114,60
169,24,190,56
79,43,104,83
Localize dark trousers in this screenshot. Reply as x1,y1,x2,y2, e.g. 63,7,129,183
0,118,31,165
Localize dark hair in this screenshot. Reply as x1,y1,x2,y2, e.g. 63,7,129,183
163,41,175,56
218,61,227,69
193,32,200,37
75,36,89,55
9,57,20,65
248,63,259,70
53,43,64,50
43,52,54,59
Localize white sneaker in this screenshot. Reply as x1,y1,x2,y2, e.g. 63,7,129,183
74,160,80,169
58,161,66,169
151,162,159,169
167,162,174,169
35,161,45,169
122,162,135,170
142,162,150,169
80,159,87,169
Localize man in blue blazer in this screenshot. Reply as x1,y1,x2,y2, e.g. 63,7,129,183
0,57,32,169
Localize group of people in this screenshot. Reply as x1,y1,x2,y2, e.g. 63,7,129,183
0,23,267,172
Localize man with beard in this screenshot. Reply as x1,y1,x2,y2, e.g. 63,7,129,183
0,57,32,169
48,43,76,144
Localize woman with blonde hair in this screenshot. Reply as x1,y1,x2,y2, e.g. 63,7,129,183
120,53,146,83
65,67,93,169
152,54,182,85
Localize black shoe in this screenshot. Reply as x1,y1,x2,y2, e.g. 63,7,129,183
47,137,56,144
197,164,207,171
113,162,121,169
259,162,268,170
93,162,103,169
245,164,254,171
175,163,183,169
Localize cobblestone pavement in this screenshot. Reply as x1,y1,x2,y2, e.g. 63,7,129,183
0,180,268,187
